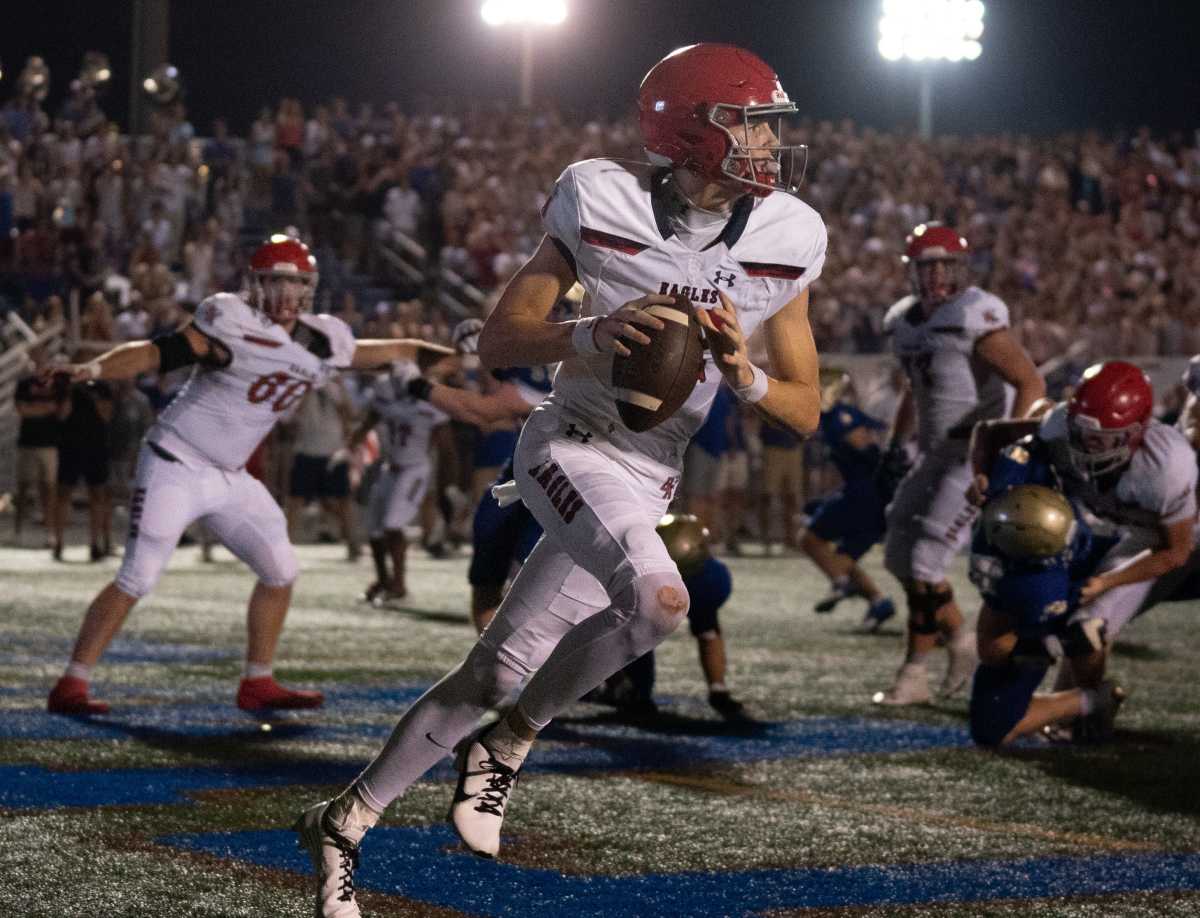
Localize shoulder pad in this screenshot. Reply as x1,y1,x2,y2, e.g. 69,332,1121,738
961,288,1010,335
882,296,918,332
297,313,356,368
193,293,264,340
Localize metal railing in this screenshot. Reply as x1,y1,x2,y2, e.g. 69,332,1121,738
374,230,486,320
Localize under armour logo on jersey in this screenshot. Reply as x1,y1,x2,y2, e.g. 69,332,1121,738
565,423,593,444
711,270,737,288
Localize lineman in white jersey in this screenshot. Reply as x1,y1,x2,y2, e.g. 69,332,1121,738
874,223,1045,706
46,236,448,716
351,362,450,603
970,361,1197,739
294,43,825,915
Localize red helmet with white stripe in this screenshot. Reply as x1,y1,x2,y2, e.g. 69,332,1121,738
249,235,318,324
637,44,806,197
902,223,969,306
1067,361,1153,478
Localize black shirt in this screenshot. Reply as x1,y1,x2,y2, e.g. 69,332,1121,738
58,381,113,452
15,376,61,448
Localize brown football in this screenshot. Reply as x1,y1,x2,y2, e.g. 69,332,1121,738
611,292,705,432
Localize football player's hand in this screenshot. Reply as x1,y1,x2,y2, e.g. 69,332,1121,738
593,294,670,357
452,317,484,355
41,363,97,387
696,291,753,389
967,474,990,506
1079,575,1112,605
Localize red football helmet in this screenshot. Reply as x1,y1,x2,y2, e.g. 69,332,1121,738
1067,361,1153,477
249,235,318,324
637,44,806,197
902,223,969,306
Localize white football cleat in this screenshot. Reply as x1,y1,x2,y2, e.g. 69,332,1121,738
872,661,931,706
293,792,379,918
940,628,978,698
449,729,522,858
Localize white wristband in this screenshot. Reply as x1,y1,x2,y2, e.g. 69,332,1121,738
571,316,603,356
83,361,103,380
734,363,769,403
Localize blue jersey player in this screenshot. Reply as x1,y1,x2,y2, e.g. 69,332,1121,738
798,370,898,631
969,481,1125,746
589,513,747,721
467,361,556,632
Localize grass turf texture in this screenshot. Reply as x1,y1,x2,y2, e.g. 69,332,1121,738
2,542,1199,916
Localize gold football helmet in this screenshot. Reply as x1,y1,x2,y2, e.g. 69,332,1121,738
656,513,711,577
982,485,1076,559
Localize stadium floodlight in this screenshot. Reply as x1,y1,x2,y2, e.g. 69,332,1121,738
481,0,568,107
878,0,984,62
877,0,984,137
481,0,567,27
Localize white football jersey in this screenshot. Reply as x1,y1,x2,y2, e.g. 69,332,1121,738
541,158,826,467
1039,404,1198,553
369,376,448,467
150,294,355,470
884,287,1011,455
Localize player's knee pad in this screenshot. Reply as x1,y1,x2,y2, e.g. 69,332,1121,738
906,583,953,635
114,537,173,599
613,570,690,647
253,543,299,588
969,661,1047,747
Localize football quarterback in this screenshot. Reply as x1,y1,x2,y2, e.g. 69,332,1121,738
294,43,827,915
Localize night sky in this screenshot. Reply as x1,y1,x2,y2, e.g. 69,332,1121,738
3,0,1197,137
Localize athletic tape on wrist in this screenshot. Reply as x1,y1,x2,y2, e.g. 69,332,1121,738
571,316,603,356
735,363,769,403
84,361,103,380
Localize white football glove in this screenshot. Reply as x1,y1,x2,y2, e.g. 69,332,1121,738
1184,355,1200,396
452,317,484,355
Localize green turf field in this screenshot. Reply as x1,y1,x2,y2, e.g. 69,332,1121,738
2,542,1199,916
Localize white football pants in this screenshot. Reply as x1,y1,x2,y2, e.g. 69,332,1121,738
356,405,687,811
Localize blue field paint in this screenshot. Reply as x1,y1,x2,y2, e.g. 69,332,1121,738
0,635,236,667
1,685,429,741
5,680,970,754
161,825,1200,916
1,711,968,809
0,762,363,808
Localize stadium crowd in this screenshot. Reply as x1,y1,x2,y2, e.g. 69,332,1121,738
5,64,1200,561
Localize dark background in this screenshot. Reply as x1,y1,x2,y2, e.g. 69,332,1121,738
3,0,1197,135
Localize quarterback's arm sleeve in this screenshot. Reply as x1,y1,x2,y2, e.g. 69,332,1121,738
797,220,828,292
541,167,583,262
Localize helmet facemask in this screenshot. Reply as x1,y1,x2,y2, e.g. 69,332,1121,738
910,256,967,306
1067,413,1143,478
709,102,807,196
252,272,317,325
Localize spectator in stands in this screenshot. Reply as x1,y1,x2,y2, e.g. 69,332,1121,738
53,377,114,560
284,383,362,561
107,378,154,504
758,418,804,554
13,350,64,544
